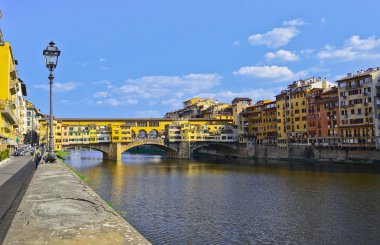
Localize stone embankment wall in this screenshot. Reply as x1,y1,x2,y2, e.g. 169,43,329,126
253,145,380,163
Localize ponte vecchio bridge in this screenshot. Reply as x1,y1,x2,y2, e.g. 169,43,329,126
39,118,242,160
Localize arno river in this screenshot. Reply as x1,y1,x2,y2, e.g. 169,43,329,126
66,150,380,244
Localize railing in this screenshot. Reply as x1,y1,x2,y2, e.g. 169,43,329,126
130,138,164,146
0,99,18,124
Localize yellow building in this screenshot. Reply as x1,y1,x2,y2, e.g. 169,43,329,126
201,103,233,120
276,78,336,146
0,39,27,151
39,118,63,151
245,100,277,144
40,118,233,151
166,120,237,143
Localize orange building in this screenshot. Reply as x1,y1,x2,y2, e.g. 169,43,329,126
306,87,340,146
245,100,277,144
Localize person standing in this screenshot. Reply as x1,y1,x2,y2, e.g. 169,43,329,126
33,146,42,169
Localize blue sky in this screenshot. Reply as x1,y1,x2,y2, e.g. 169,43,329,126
2,0,380,118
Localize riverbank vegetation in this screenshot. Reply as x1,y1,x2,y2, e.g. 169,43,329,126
55,150,69,160
63,162,88,182
0,149,9,161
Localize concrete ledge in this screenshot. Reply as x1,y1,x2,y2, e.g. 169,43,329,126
0,157,11,167
4,163,150,245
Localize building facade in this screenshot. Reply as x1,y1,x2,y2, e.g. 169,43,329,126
276,77,336,146
244,100,277,145
231,98,252,141
337,68,380,148
306,87,340,146
0,37,28,151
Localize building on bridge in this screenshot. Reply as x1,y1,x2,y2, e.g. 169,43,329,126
39,118,234,154
165,121,238,143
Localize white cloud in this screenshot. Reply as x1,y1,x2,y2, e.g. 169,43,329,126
335,74,346,80
93,80,114,89
99,58,106,62
96,98,138,106
117,73,221,99
248,27,299,48
148,101,158,106
161,98,182,109
197,88,280,104
90,73,222,110
248,18,304,48
300,49,314,54
233,41,240,46
60,99,73,105
344,35,380,50
93,80,111,85
265,50,300,61
82,62,89,67
317,35,380,61
136,110,161,118
34,82,82,92
233,65,307,82
320,17,327,25
317,45,356,60
283,18,305,26
93,91,108,98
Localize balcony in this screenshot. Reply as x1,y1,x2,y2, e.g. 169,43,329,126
0,100,18,124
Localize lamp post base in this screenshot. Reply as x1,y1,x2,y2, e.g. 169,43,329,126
44,152,57,163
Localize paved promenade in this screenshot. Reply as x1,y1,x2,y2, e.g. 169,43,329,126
4,162,150,245
0,155,35,244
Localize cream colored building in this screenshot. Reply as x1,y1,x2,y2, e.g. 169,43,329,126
231,98,252,141
336,68,380,148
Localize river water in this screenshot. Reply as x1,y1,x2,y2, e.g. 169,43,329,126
65,149,380,244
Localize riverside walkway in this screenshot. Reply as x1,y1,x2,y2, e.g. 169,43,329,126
3,162,150,244
0,155,35,244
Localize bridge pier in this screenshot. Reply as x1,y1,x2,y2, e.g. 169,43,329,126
103,143,122,161
178,141,190,159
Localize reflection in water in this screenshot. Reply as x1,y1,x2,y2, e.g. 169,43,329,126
66,149,380,244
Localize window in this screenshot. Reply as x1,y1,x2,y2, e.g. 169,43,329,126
339,82,346,88
149,121,159,127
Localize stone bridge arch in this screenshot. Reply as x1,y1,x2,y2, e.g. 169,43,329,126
120,140,178,158
62,144,111,158
190,142,239,156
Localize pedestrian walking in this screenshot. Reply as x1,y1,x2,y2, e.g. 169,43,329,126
33,146,42,169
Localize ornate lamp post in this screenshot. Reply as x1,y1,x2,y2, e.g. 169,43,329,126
43,41,60,155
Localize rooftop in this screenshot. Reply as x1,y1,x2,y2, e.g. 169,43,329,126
336,67,380,82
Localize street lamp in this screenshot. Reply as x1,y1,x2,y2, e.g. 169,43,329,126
43,41,60,156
